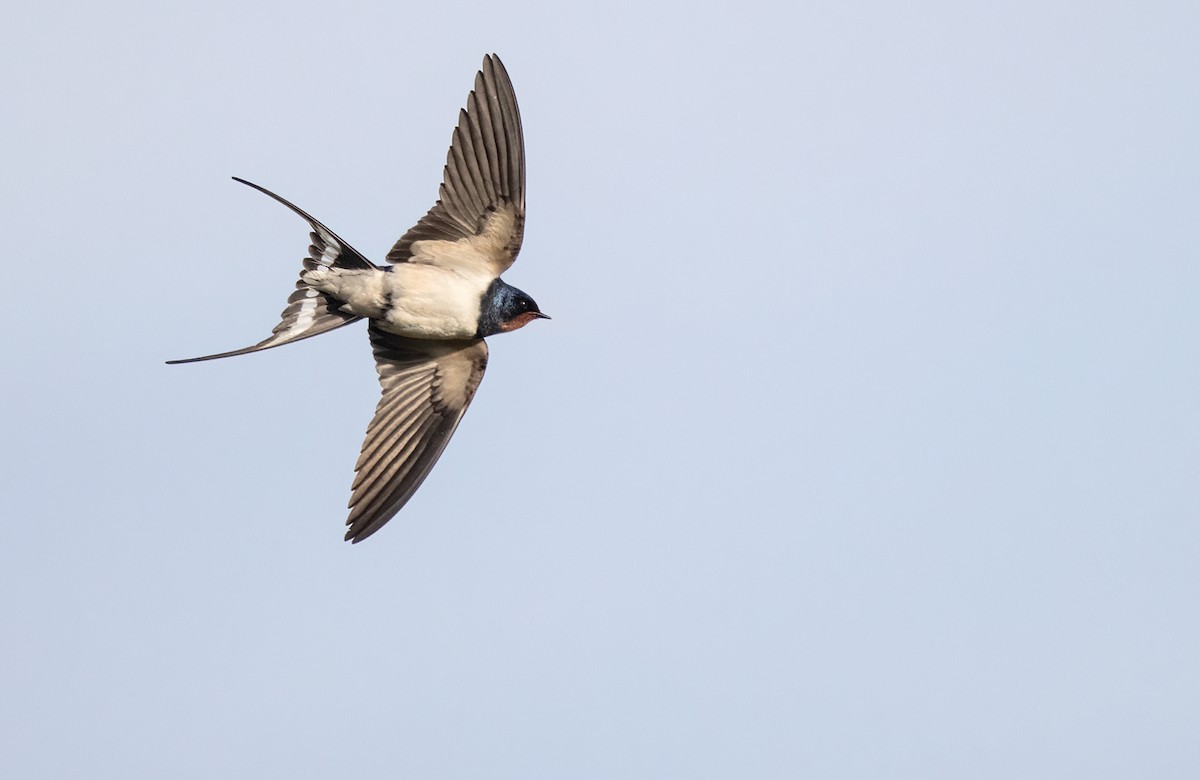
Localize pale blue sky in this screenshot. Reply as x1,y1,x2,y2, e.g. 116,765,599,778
2,1,1198,777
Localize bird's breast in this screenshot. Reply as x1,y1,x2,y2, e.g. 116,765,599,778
377,265,491,340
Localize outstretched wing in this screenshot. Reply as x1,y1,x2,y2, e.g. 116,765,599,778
386,54,525,278
344,326,489,543
167,178,376,364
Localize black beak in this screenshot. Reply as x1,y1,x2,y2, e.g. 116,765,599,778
534,312,551,320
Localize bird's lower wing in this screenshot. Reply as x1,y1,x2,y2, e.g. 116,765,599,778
344,327,489,543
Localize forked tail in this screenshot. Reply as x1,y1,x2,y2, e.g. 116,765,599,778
167,178,378,364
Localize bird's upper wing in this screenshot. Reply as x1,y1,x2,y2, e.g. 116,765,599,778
344,326,490,543
386,54,525,278
167,179,376,364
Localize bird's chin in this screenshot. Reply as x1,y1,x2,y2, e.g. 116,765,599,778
499,311,550,332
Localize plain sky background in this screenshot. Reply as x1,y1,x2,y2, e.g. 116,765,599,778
2,1,1198,777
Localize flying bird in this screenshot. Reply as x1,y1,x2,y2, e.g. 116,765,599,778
168,54,546,543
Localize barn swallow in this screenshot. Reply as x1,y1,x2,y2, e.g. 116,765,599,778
168,54,546,543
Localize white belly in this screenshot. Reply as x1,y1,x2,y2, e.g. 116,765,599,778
303,264,490,339
377,265,490,339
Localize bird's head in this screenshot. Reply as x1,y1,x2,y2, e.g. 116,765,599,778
478,279,550,337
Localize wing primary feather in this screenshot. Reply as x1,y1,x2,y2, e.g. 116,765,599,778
465,90,499,205
487,55,524,208
348,417,440,520
480,76,507,201
450,118,487,218
352,401,431,481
